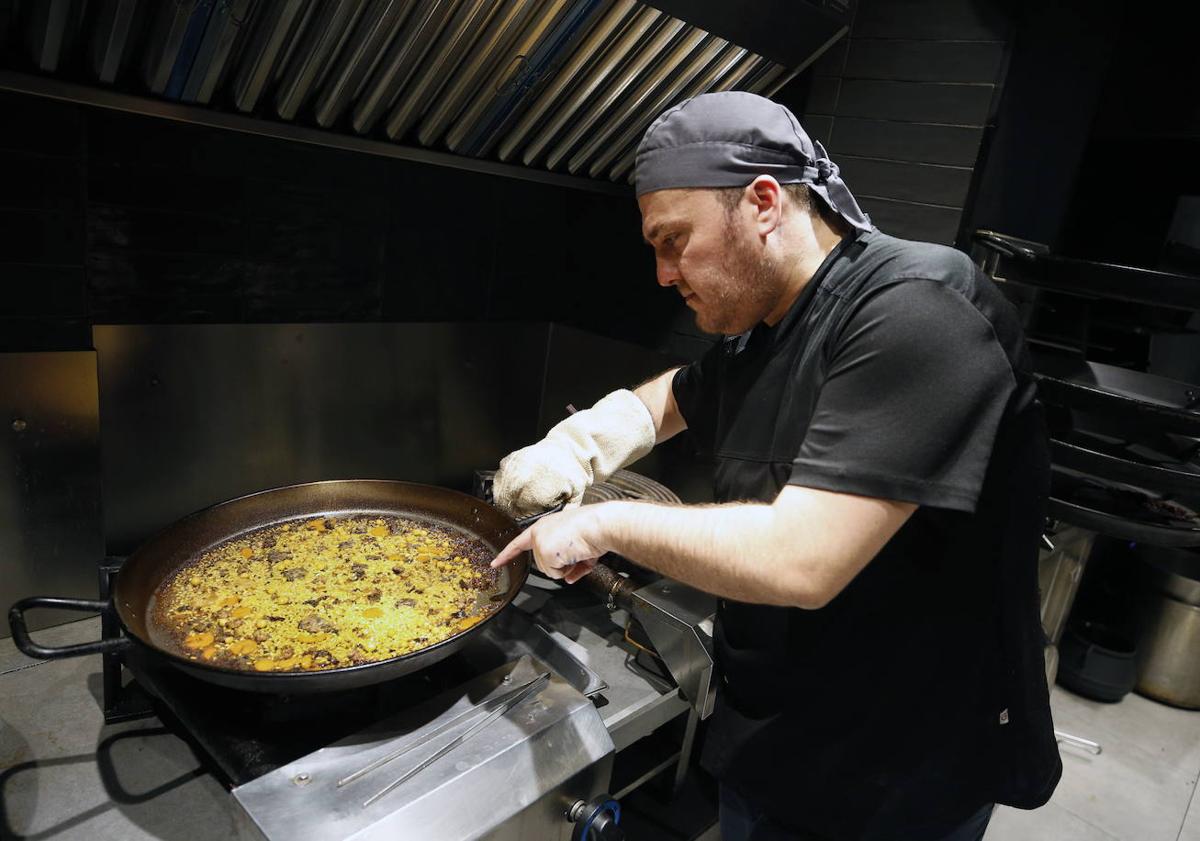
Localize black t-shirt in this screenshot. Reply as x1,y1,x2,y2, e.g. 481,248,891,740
673,229,1061,840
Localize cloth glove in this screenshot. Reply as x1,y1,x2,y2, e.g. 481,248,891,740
493,389,656,517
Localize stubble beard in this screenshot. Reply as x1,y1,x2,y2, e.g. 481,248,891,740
691,221,781,336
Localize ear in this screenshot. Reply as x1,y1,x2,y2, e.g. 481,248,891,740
745,176,783,238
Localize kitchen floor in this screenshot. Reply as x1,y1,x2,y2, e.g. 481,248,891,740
985,685,1200,841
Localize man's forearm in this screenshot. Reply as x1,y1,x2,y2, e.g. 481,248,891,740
632,368,686,444
588,499,826,608
494,485,915,607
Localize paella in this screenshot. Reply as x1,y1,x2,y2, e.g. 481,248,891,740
151,514,503,672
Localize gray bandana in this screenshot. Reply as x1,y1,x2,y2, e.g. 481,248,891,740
634,91,872,233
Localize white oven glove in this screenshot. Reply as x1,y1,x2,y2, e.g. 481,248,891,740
493,389,656,518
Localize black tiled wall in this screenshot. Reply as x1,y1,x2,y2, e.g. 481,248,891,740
795,0,1011,246
0,90,699,356
0,93,90,349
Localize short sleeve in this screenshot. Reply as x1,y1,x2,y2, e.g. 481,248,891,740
672,341,723,449
789,279,1016,512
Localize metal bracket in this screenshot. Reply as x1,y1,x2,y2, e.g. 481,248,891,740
99,558,156,724
629,580,717,720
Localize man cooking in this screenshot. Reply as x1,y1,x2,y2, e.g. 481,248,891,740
490,92,1060,841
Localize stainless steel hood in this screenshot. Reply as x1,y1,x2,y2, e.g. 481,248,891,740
1,0,850,193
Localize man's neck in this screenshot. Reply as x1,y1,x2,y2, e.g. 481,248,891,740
763,214,849,326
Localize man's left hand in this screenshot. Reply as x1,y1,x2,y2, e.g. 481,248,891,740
492,506,607,584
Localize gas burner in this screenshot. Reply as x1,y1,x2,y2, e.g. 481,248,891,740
605,469,683,505
584,482,626,503
474,468,682,508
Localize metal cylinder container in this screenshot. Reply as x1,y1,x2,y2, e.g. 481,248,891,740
1136,592,1200,709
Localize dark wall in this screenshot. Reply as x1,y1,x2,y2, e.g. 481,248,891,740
1,91,90,350
0,89,705,357
966,0,1198,270
787,0,1012,246
1057,2,1200,268
966,0,1124,251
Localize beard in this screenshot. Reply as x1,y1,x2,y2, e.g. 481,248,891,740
690,221,782,335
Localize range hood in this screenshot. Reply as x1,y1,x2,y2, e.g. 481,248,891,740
1,0,851,192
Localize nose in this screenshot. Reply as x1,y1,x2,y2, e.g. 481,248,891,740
656,256,681,288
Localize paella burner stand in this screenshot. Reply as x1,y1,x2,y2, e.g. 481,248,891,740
94,552,714,802
99,557,156,724
96,557,612,786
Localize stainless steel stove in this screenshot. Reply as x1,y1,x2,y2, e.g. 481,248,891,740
232,649,615,840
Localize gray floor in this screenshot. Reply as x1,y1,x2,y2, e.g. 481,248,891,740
986,686,1200,841
4,620,1200,840
1,618,235,841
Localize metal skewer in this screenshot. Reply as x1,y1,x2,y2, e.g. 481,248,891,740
362,671,551,807
338,670,549,789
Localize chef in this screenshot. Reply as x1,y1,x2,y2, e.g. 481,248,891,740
491,92,1060,841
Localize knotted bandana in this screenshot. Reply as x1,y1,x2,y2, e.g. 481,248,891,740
634,91,872,233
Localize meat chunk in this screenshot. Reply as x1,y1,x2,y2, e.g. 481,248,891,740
281,566,307,581
297,613,337,634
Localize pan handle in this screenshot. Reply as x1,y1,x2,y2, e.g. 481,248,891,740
514,502,566,529
8,597,133,659
578,562,637,611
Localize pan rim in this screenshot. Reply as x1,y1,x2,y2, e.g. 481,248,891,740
113,479,530,686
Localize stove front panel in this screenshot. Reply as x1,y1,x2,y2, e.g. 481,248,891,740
232,657,614,841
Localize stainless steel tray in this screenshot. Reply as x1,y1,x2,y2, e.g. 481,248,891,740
466,602,608,697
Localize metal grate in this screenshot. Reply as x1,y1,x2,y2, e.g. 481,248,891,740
10,0,794,186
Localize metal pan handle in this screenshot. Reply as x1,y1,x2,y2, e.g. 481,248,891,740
577,562,637,612
8,597,133,659
513,501,566,529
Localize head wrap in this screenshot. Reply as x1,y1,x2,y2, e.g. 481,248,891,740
634,91,872,233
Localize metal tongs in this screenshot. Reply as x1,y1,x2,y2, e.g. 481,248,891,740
340,670,551,807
